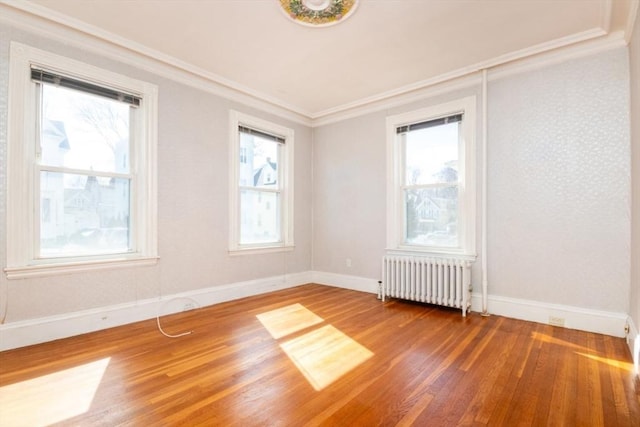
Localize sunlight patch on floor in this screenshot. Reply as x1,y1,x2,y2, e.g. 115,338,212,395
257,304,374,391
0,357,110,426
256,303,324,339
576,352,634,372
280,324,374,391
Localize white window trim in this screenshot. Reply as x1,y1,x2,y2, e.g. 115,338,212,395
229,110,294,254
5,42,159,279
386,96,477,257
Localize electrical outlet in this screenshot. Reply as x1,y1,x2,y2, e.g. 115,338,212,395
346,258,352,268
183,303,196,312
548,316,565,327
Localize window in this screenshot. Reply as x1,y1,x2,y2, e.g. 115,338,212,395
5,43,158,278
229,111,294,254
386,97,476,256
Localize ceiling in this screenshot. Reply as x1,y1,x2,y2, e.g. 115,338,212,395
4,0,637,120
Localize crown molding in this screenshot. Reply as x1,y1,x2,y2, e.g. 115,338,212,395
0,0,314,126
0,1,628,128
311,27,613,124
487,30,627,82
312,73,482,127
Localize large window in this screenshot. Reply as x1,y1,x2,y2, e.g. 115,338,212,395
229,111,294,253
6,43,158,278
386,97,476,256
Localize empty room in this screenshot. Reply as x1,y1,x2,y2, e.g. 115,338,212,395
1,0,639,425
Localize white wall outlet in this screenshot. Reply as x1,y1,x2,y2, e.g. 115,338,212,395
549,316,565,327
346,258,352,268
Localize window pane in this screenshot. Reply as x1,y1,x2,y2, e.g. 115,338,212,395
404,121,459,185
40,84,130,174
404,186,458,247
40,171,131,257
239,131,279,188
240,190,280,244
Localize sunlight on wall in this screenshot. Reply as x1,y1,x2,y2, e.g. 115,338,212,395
256,303,324,339
257,304,373,391
0,357,110,426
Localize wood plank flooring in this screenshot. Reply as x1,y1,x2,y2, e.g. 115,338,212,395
1,284,639,426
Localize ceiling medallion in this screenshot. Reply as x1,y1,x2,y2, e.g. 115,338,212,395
280,0,359,27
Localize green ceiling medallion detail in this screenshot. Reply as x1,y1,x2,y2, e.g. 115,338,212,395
280,0,359,27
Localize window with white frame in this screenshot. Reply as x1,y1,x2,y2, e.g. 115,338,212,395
5,43,158,278
386,97,476,256
229,111,294,253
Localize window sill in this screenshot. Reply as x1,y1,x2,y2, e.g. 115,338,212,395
386,248,477,262
4,256,160,279
228,245,295,256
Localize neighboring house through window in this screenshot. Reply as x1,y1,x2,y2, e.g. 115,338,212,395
229,111,294,254
5,43,158,278
386,97,476,257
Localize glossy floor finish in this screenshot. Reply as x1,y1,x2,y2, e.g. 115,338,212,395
1,284,638,426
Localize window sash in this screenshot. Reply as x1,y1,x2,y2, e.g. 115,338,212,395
33,80,137,259
239,188,282,245
399,118,462,249
401,183,460,248
237,127,283,245
6,42,159,278
229,110,294,254
386,96,476,257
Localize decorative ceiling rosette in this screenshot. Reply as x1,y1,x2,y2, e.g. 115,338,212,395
280,0,359,27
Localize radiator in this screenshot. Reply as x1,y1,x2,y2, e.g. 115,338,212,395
381,256,472,316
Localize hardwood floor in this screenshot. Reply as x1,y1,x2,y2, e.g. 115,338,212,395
1,284,639,426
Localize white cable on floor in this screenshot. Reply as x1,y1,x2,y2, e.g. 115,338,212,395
156,296,200,338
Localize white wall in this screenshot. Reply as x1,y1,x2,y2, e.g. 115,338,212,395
0,24,313,324
629,4,640,367
488,48,630,313
313,47,630,328
312,113,387,278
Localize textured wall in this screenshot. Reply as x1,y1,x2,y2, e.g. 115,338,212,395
312,113,387,277
488,48,630,312
0,23,313,322
630,9,640,332
0,26,7,324
313,48,630,314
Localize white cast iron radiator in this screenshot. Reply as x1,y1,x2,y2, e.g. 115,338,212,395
381,256,472,316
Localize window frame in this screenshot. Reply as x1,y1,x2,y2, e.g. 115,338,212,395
386,96,477,258
5,42,159,279
229,110,295,255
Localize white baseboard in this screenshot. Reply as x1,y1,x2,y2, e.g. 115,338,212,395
311,271,379,295
0,271,312,351
470,292,628,338
1,270,631,351
312,273,629,338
